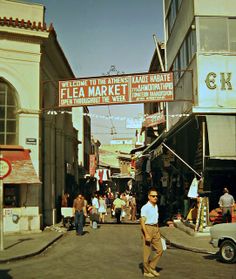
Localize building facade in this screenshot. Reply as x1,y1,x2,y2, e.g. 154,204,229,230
0,0,87,232
137,0,236,222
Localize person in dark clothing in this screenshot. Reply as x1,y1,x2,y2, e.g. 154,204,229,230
73,194,87,235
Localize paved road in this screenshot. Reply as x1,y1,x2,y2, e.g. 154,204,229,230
0,224,235,279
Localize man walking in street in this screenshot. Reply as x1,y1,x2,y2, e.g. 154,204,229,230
218,187,235,223
113,193,126,224
140,187,163,277
73,194,87,235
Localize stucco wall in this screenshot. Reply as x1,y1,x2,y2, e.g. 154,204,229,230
0,37,41,173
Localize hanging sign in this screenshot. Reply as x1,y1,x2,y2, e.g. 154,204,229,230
59,72,174,107
143,111,165,127
89,155,97,176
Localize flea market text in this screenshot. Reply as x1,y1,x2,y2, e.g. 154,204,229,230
59,72,174,107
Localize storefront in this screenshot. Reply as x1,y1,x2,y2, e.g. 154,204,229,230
1,145,41,233
133,114,236,225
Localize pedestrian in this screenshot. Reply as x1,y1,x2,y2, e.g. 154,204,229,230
98,194,107,223
130,194,137,222
218,187,235,223
82,194,88,226
88,204,99,229
61,192,70,207
140,187,163,277
73,194,87,236
120,192,127,220
92,193,99,214
113,193,126,224
61,192,70,227
107,187,114,208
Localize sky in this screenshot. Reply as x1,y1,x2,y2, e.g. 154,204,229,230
27,0,164,144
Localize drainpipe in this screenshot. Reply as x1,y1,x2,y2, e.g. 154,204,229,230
202,120,206,173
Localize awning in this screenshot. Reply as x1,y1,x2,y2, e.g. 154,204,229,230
0,145,41,184
130,145,147,154
141,114,194,156
206,115,236,160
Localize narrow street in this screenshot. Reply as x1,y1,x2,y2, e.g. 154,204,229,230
0,224,235,279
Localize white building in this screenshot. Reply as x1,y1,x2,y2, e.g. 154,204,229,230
0,0,86,232
139,0,236,216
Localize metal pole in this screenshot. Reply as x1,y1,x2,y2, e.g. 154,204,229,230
153,34,170,131
162,142,202,178
152,34,165,72
0,153,4,250
0,179,3,251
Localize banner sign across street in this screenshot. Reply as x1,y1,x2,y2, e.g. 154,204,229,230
59,72,174,107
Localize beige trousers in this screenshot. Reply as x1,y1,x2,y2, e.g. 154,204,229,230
142,225,163,273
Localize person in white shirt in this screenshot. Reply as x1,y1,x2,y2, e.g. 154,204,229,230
140,188,163,278
92,194,99,214
218,187,235,223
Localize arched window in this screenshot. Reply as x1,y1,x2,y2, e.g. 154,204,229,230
0,80,18,144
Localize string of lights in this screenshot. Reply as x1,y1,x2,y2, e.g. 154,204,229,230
46,109,190,120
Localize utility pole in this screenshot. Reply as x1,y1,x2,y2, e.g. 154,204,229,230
153,34,169,131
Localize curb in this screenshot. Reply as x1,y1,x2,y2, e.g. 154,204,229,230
0,233,64,263
163,237,217,255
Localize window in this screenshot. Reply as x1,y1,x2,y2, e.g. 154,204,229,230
172,28,197,84
199,17,236,52
4,185,19,207
166,0,182,37
173,55,180,84
187,29,196,63
0,80,18,144
229,18,236,51
180,40,187,71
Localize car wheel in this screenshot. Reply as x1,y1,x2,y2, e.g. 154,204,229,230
219,240,236,263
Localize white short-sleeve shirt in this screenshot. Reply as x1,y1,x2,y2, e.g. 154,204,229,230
141,201,159,225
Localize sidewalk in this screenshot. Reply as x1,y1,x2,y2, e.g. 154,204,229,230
0,226,64,263
0,221,218,263
160,225,218,255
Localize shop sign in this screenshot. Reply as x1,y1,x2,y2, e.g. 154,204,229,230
26,138,37,145
59,72,174,107
89,155,97,176
0,157,12,179
198,55,236,109
143,111,165,128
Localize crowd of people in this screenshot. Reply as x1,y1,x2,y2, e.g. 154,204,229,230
60,188,138,235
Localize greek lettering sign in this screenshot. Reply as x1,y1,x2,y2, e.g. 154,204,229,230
59,72,174,107
143,111,165,128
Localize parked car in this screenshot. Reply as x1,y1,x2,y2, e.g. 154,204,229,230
210,223,236,263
